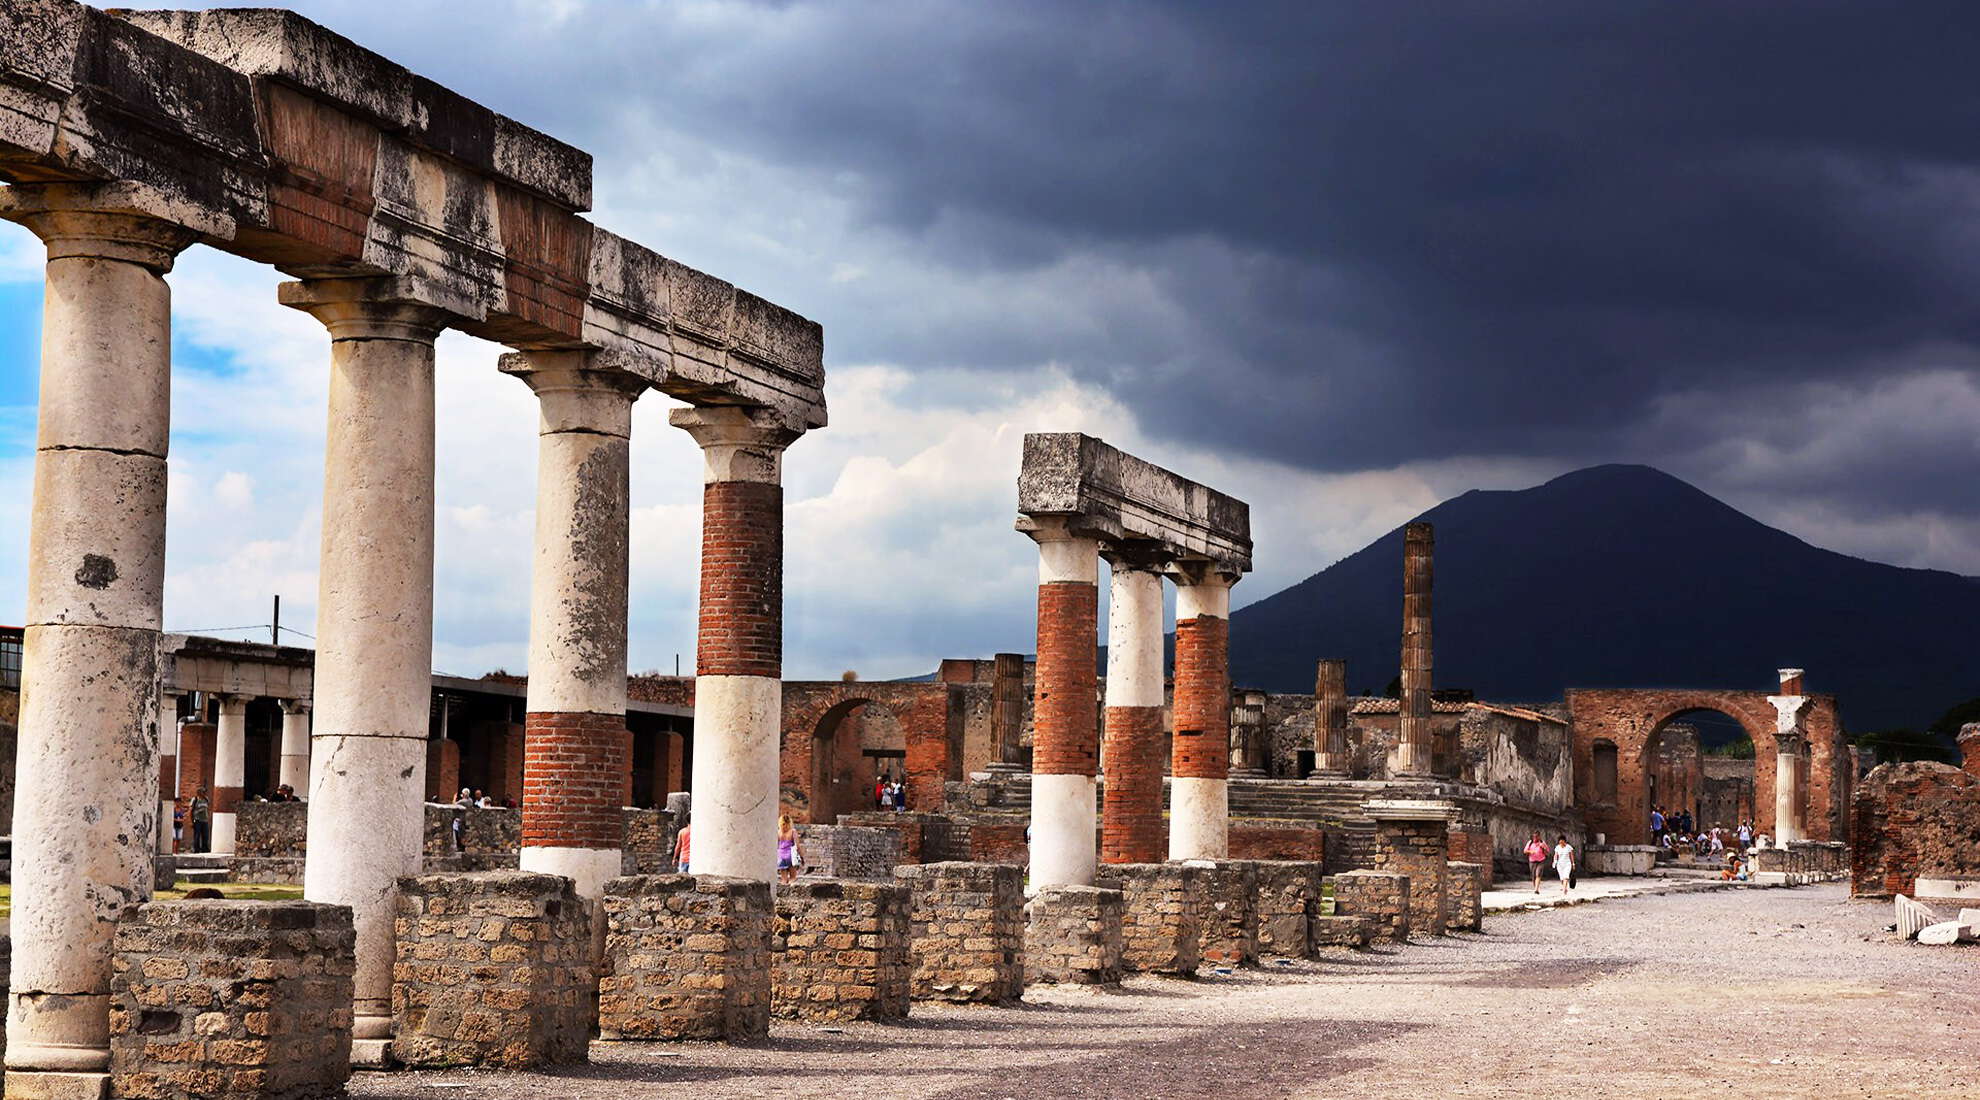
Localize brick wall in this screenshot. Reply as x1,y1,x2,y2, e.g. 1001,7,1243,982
797,824,903,880
523,711,628,850
1102,863,1201,976
1850,761,1980,898
1024,885,1122,985
1190,860,1259,967
426,737,461,802
1032,582,1098,776
1228,822,1326,861
893,862,1023,1003
1445,861,1485,932
1332,871,1409,942
1246,861,1324,959
1171,616,1229,778
237,800,308,859
176,721,216,803
771,879,912,1022
698,480,782,678
110,901,353,1098
621,808,673,875
1100,705,1164,863
599,874,771,1042
966,820,1029,866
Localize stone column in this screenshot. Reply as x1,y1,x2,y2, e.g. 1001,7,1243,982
506,352,643,903
1169,570,1235,861
1229,690,1269,778
209,694,248,855
670,406,799,882
1312,658,1350,777
278,700,311,796
282,276,456,1053
158,691,183,855
0,181,221,1091
1768,669,1809,845
986,652,1028,771
1393,521,1435,776
1023,518,1101,889
1100,551,1167,865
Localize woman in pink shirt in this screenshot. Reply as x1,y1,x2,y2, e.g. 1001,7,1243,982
1524,830,1549,894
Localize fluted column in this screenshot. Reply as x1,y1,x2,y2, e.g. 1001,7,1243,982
1100,550,1167,864
671,406,799,882
986,652,1028,771
210,694,248,854
507,351,643,902
1169,569,1235,860
1393,521,1435,777
0,181,221,1087
278,700,311,796
1312,658,1350,777
1024,518,1101,889
282,276,456,1047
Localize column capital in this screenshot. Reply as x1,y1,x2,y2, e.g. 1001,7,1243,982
279,698,312,716
0,181,231,270
1169,559,1241,590
668,405,800,484
214,693,250,717
1099,540,1172,574
278,276,472,342
499,350,647,437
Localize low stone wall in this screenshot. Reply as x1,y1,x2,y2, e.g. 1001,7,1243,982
964,818,1028,866
391,872,593,1069
797,825,903,881
1024,885,1123,985
1331,870,1410,942
599,875,771,1042
1445,861,1485,932
1188,860,1259,967
1583,845,1657,876
1851,762,1980,898
836,812,966,864
771,879,912,1022
1371,815,1450,937
621,808,674,875
1309,914,1372,950
1102,863,1201,976
109,900,354,1099
1226,822,1326,862
1246,860,1324,959
894,862,1024,1003
236,801,307,857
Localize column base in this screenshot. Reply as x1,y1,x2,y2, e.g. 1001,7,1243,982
350,1039,394,1069
600,875,771,1042
1445,861,1486,933
1100,863,1202,976
771,879,912,1022
1024,885,1123,986
1247,860,1325,959
1181,860,1259,966
1332,870,1411,942
893,862,1025,1004
3,1070,109,1099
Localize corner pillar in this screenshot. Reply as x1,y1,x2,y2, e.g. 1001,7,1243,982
209,694,248,855
1169,568,1235,861
1022,518,1101,889
1100,549,1168,864
671,406,800,882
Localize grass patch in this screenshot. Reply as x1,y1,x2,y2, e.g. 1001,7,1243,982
0,881,303,921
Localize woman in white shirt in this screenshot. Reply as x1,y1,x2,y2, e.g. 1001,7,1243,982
1553,835,1576,894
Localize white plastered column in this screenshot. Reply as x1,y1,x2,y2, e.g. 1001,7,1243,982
157,690,183,855
209,694,248,855
0,181,224,1087
278,700,311,796
282,276,456,1046
1768,680,1810,845
1169,575,1233,861
1028,521,1101,890
509,352,643,902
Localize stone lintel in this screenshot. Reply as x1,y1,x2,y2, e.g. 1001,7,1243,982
1016,433,1251,574
1364,799,1459,823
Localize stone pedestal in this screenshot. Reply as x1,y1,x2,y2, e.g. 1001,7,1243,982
1185,860,1259,967
1023,886,1123,986
1246,860,1324,959
1444,861,1485,933
771,879,911,1022
598,875,770,1042
108,900,354,1100
1368,800,1454,938
391,873,592,1069
893,862,1024,1004
1102,864,1201,976
1331,871,1411,942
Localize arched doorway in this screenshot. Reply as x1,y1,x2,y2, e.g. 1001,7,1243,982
1644,708,1761,841
809,699,907,823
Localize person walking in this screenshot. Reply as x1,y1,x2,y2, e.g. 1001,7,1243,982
673,819,691,875
879,780,895,812
777,815,804,885
190,787,211,852
1552,834,1576,894
1524,830,1550,894
1737,820,1753,851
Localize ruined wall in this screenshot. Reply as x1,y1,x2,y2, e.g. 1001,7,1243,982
1851,762,1980,898
1459,707,1574,816
1700,755,1756,831
780,682,959,821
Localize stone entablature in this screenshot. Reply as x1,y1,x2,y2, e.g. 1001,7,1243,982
1015,433,1251,572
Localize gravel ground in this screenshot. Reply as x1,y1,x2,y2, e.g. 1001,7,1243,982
350,883,1977,1099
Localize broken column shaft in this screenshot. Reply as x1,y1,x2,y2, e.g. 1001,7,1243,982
1101,551,1167,865
1026,519,1101,889
1394,522,1435,777
1312,658,1349,776
1170,572,1235,860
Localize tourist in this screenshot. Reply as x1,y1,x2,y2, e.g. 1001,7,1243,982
1737,820,1753,851
879,781,895,812
189,787,211,852
891,779,907,813
172,800,185,850
874,774,887,809
1552,834,1576,893
455,787,474,809
673,819,691,874
777,815,803,885
1524,830,1549,893
1677,809,1693,834
1650,805,1665,841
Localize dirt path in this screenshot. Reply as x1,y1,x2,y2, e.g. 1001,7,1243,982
350,883,1978,1099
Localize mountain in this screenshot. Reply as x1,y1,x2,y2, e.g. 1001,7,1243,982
1227,464,1979,732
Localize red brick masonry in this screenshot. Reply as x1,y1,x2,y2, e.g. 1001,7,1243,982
524,710,628,849
1101,706,1165,864
1171,615,1229,779
698,479,783,678
1032,581,1098,777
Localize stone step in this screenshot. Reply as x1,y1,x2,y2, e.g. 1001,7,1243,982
177,868,231,883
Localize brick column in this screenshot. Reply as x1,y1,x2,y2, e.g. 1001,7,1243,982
1394,522,1435,777
1960,723,1980,779
0,181,222,1093
1101,550,1167,865
210,694,247,855
278,699,311,797
506,352,644,905
671,406,800,882
1768,668,1810,844
283,275,461,1056
1311,658,1350,776
1170,570,1235,860
1022,518,1101,889
1367,799,1455,937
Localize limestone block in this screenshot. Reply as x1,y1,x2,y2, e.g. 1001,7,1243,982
1308,915,1372,951
1023,885,1123,986
1331,871,1411,942
1896,895,1942,940
893,862,1024,1004
1914,921,1975,946
771,878,911,1023
1101,863,1202,976
599,875,770,1042
1242,860,1324,959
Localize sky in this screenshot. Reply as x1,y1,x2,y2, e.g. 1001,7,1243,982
4,1,1978,681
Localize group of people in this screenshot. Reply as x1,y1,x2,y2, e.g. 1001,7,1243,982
167,783,300,852
874,774,908,812
1524,831,1578,894
669,815,809,886
453,787,513,810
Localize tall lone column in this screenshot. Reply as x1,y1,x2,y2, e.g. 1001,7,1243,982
1312,659,1350,777
1169,570,1235,860
1,181,220,1091
283,276,455,1051
508,352,643,903
1024,519,1101,889
1393,522,1435,777
210,694,248,854
1100,552,1167,864
1768,667,1808,844
278,700,311,796
987,652,1028,771
671,406,799,882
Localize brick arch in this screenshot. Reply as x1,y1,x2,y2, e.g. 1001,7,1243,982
1567,687,1849,846
779,682,960,823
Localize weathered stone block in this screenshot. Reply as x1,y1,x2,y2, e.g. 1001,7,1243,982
1331,871,1410,942
893,862,1023,1003
1369,809,1450,937
1308,914,1373,950
1100,863,1201,976
1023,885,1123,986
391,871,592,1069
1243,860,1324,959
772,878,911,1022
599,875,770,1042
1184,860,1258,967
109,900,354,1099
1445,861,1485,933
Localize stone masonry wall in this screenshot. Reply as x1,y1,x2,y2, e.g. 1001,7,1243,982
599,875,772,1042
1373,819,1449,937
1024,885,1123,986
391,872,593,1069
1445,861,1485,933
893,862,1024,1004
1189,861,1259,967
1102,863,1201,976
797,824,903,880
1227,822,1326,862
1246,861,1324,959
771,879,912,1022
1331,870,1410,942
1309,914,1372,950
1851,762,1980,898
109,900,354,1100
